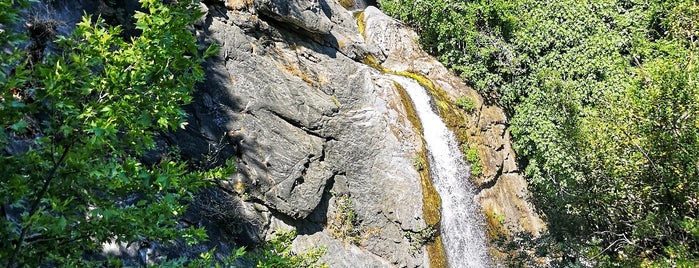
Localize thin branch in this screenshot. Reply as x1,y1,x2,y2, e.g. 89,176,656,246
7,143,72,268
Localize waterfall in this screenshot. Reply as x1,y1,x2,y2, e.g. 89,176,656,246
391,76,491,267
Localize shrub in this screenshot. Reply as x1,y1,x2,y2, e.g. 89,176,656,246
251,230,327,268
329,193,363,244
0,0,231,266
404,225,438,253
413,155,426,171
189,230,327,268
455,96,475,112
464,145,482,177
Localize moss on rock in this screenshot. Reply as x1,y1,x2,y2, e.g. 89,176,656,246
393,81,447,268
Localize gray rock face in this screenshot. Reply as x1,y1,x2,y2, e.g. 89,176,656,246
171,2,428,267
253,0,333,34
293,232,395,267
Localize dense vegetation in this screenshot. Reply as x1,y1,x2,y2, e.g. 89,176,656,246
193,230,327,268
0,0,327,266
379,0,698,266
0,0,230,265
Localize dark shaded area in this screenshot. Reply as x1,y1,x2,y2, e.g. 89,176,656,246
94,0,141,38
186,187,263,246
256,12,340,59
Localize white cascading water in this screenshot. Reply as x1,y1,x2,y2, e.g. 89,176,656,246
391,76,491,267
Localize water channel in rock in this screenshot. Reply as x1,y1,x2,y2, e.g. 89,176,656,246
390,75,491,267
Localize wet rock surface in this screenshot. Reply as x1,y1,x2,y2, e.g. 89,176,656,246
362,6,545,261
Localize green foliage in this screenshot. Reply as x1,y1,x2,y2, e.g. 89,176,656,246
378,0,519,105
455,96,475,112
413,155,426,171
0,0,232,266
251,230,327,268
329,193,363,245
463,144,482,177
0,0,30,82
183,230,327,268
381,0,699,265
404,225,438,253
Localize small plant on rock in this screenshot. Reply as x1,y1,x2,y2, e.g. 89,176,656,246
329,193,363,245
252,230,327,268
464,144,483,177
455,96,476,112
404,225,438,253
413,155,426,171
190,229,327,267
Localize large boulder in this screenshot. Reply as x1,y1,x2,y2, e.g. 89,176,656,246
252,0,334,34
168,2,429,267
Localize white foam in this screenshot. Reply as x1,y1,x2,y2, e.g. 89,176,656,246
391,75,491,267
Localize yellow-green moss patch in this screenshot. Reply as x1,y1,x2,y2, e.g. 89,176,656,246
356,11,367,39
394,81,447,267
331,95,341,108
361,54,386,72
484,207,509,239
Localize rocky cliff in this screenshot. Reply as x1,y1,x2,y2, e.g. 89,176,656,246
175,1,430,266
360,7,545,262
25,0,543,266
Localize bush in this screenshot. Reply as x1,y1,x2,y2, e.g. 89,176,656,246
329,193,363,244
0,0,231,266
404,225,438,253
251,230,327,268
464,145,482,177
455,96,475,112
189,230,327,268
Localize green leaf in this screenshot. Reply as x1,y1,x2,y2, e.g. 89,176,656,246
157,117,169,128
134,11,148,30
92,127,105,137
10,119,28,132
57,216,67,230
204,44,221,58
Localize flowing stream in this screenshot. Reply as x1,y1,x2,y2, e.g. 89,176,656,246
391,76,491,267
